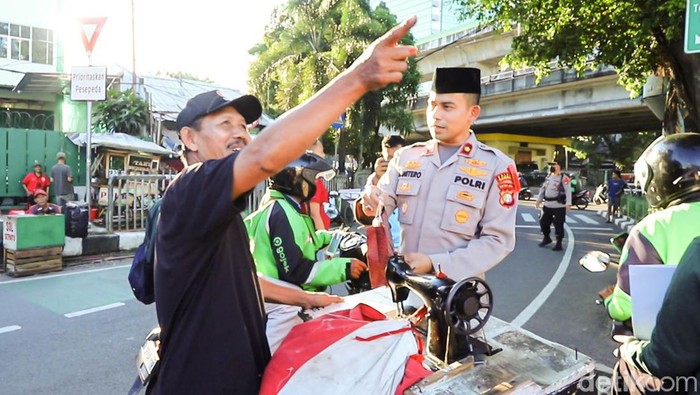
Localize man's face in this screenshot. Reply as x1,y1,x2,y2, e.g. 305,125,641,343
183,107,251,161
35,194,48,205
426,92,480,145
34,165,42,174
382,144,403,161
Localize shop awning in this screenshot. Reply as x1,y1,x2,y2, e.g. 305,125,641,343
68,132,178,156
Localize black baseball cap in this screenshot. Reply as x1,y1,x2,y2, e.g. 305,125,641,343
176,90,262,130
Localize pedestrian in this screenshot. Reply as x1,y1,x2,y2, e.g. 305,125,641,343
612,236,700,395
365,134,406,248
605,133,700,324
308,139,331,230
359,67,519,281
606,169,627,223
27,189,61,215
535,161,572,251
22,161,50,208
50,152,75,206
148,17,417,395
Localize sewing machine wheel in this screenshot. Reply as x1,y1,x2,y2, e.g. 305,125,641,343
446,277,493,335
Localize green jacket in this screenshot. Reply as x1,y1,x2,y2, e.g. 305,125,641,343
620,236,700,393
605,201,700,321
244,189,350,292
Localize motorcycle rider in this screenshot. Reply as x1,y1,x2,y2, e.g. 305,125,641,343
536,162,572,251
245,152,368,292
605,133,700,323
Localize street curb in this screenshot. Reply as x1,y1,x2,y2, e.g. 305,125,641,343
596,210,636,231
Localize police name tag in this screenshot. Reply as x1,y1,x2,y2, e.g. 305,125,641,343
136,339,160,384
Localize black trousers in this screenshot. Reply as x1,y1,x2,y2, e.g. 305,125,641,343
540,206,565,240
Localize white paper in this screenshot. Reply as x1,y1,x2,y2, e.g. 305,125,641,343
629,264,677,340
305,286,398,319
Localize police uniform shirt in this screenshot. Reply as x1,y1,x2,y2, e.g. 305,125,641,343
537,173,572,208
377,132,518,281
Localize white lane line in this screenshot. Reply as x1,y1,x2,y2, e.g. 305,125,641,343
64,302,125,318
566,215,578,223
510,223,575,328
0,325,21,334
0,264,131,286
521,213,537,223
574,214,599,224
516,225,612,231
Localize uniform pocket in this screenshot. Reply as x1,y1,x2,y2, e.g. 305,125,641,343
440,184,486,237
396,179,421,225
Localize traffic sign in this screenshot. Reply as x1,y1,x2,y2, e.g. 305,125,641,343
685,0,700,53
79,17,107,56
332,112,346,129
70,66,107,101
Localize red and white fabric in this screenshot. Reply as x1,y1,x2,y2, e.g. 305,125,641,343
260,304,430,395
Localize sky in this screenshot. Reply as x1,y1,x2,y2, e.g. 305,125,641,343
60,0,286,91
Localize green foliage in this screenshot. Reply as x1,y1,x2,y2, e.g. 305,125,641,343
571,131,659,171
93,89,149,135
451,0,699,132
248,0,419,169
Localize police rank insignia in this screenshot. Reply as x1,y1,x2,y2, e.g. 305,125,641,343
401,202,408,214
459,143,474,157
399,182,412,192
459,166,489,177
456,191,474,201
404,161,421,169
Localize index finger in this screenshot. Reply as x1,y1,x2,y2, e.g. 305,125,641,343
380,16,417,47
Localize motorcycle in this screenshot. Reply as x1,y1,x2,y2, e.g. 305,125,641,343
518,186,533,200
333,231,373,294
572,189,591,210
593,183,608,205
579,231,634,342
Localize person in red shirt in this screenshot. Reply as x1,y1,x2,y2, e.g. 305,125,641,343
308,139,331,230
22,162,51,208
27,189,61,215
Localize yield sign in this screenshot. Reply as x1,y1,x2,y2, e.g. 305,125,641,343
79,17,107,55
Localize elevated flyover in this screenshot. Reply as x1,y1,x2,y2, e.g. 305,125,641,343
412,26,661,138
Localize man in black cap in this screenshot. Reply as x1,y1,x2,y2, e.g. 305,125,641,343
148,17,417,395
360,67,518,282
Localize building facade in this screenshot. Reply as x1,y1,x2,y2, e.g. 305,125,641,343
369,0,465,40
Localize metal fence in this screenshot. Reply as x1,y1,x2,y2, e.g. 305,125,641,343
620,193,650,222
105,174,176,231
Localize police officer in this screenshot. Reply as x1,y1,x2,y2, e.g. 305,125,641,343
605,133,700,323
359,67,519,281
536,162,572,251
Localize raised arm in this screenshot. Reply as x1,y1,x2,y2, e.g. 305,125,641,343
232,17,417,200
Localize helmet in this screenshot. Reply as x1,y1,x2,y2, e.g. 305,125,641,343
269,152,335,202
634,133,700,209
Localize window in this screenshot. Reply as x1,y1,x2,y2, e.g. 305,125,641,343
0,21,53,65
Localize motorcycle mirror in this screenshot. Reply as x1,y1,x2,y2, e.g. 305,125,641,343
323,201,339,219
579,251,611,273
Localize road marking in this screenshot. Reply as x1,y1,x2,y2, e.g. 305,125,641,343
510,223,575,328
0,264,130,286
521,213,537,223
64,302,125,318
516,225,613,230
566,215,578,223
0,325,21,334
573,214,599,224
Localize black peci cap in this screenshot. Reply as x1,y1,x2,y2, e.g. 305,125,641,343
176,90,262,131
431,67,481,95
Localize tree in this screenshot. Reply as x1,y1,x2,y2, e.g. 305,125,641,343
452,0,699,134
570,132,660,171
93,89,150,135
248,0,419,170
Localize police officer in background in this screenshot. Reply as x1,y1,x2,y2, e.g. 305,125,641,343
536,162,572,251
359,67,519,281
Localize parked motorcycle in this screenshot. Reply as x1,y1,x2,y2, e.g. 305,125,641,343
592,184,608,205
572,189,591,210
518,186,533,200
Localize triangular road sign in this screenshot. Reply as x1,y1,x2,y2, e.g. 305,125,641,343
79,17,107,55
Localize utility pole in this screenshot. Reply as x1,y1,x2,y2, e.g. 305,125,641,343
131,0,137,92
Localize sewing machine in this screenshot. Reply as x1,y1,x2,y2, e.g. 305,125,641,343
385,253,497,370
